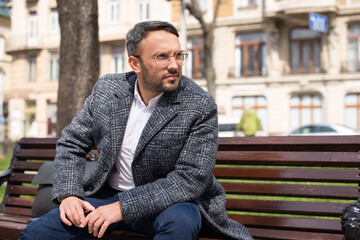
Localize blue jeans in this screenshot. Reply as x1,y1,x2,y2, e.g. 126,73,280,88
19,185,202,240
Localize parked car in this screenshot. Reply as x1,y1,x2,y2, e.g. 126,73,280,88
218,117,244,137
288,123,360,136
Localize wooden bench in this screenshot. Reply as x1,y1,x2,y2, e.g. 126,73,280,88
1,136,360,240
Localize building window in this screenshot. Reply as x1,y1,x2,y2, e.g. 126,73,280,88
232,95,267,133
187,37,205,79
348,23,360,72
0,36,4,60
50,8,59,34
112,46,124,73
237,0,257,8
108,0,120,24
345,93,360,129
235,32,266,77
290,29,321,74
139,0,149,21
25,100,37,137
28,54,37,82
47,102,57,137
28,11,38,46
290,94,323,130
49,51,59,81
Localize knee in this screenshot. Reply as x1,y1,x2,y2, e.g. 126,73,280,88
155,202,202,235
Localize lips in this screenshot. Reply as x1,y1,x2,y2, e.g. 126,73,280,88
164,74,179,80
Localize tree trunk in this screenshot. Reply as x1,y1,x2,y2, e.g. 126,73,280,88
56,0,99,137
186,0,221,100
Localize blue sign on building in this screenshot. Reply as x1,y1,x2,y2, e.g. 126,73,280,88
309,13,328,33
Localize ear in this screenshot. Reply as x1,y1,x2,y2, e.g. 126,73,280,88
128,56,141,73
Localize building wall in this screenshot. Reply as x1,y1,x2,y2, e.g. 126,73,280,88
4,0,360,140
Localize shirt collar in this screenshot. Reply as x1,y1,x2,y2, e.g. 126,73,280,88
134,79,163,108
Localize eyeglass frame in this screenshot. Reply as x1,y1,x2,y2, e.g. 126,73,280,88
133,50,189,68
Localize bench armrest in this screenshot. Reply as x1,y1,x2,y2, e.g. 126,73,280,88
0,168,12,186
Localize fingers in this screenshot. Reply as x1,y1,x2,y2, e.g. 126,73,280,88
59,196,88,228
82,201,96,213
59,204,72,226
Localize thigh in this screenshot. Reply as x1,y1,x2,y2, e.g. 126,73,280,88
19,185,121,240
19,207,92,240
127,202,201,238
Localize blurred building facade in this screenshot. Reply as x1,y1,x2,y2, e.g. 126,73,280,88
0,0,11,141
3,0,360,139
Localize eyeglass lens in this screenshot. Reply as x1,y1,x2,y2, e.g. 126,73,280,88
156,51,188,67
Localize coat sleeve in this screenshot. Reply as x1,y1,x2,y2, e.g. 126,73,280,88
118,97,218,223
52,85,96,202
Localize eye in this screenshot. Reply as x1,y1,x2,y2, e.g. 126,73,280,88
156,52,169,61
175,52,184,60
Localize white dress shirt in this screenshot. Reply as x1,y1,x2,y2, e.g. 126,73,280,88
107,80,163,191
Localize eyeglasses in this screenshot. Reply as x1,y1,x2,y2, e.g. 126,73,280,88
134,50,189,68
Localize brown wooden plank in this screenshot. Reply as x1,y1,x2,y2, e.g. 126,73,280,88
11,161,44,171
226,199,346,216
8,172,35,184
4,197,34,208
214,167,360,183
247,227,344,240
230,214,341,233
216,151,360,167
0,206,32,217
6,185,38,196
0,213,31,224
13,149,56,160
17,137,58,149
0,220,26,239
218,135,360,146
221,182,360,199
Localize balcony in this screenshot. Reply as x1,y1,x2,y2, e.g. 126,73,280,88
6,34,60,54
266,0,338,19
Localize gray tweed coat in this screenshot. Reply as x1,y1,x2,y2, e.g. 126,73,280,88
53,71,252,240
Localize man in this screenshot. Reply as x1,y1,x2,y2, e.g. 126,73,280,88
20,21,252,240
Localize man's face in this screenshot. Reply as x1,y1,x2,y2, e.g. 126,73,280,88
135,30,183,97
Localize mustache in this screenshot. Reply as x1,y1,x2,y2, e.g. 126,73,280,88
165,69,179,77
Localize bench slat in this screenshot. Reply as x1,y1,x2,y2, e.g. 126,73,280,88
13,149,56,160
4,197,34,208
226,199,346,216
9,172,35,184
247,227,344,240
0,213,30,224
6,185,38,196
221,182,360,199
214,167,360,182
11,161,44,171
230,214,341,232
0,206,32,217
0,220,26,239
217,151,360,167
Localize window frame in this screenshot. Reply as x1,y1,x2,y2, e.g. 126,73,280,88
290,29,321,74
49,51,59,81
290,93,323,130
345,93,360,129
28,54,37,82
235,32,266,77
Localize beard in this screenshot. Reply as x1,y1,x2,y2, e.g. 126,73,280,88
140,61,181,93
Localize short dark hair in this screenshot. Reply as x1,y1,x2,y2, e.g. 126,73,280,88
126,21,179,57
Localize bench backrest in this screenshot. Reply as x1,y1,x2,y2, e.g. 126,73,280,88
216,136,360,240
1,136,360,240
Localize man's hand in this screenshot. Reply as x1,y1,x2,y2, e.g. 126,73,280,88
59,196,95,227
83,201,123,238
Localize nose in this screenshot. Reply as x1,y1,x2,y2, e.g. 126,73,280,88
167,55,179,70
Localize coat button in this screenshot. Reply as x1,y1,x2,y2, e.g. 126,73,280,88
103,164,109,171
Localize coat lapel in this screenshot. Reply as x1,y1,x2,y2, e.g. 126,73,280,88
109,76,136,160
135,92,180,157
